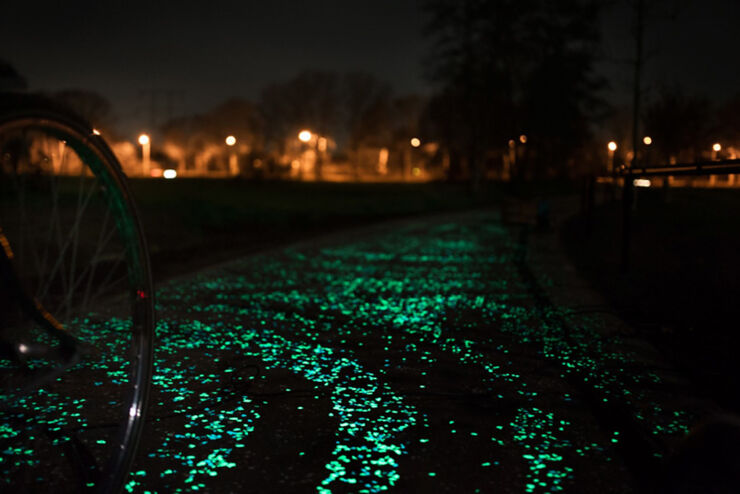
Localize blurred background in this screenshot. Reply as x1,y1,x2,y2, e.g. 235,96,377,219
2,0,738,183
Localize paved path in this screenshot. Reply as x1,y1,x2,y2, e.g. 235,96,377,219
122,209,717,493
5,209,717,492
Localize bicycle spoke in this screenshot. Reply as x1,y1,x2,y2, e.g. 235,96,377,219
39,136,67,290
62,169,90,320
36,172,101,303
61,227,123,320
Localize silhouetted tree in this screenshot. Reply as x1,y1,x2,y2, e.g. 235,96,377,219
0,59,27,91
161,98,263,173
203,98,263,149
715,94,740,149
423,0,606,180
259,70,396,160
343,72,393,151
259,70,342,151
517,2,607,176
49,89,114,131
643,86,711,163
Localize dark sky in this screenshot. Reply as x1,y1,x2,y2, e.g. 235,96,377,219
2,0,738,135
598,0,740,106
2,1,429,133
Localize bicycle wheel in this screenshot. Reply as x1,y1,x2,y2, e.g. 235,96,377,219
0,96,154,493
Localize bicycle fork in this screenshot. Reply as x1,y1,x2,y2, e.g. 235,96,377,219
0,226,81,387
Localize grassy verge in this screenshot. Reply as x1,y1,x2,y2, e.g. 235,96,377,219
127,179,508,280
560,186,740,410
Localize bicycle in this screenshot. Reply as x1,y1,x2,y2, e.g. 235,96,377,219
0,94,155,493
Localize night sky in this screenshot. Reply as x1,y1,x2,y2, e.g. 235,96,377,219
2,0,738,135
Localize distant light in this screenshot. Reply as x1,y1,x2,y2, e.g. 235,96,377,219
318,137,328,152
412,167,421,176
150,168,163,178
713,143,722,152
508,139,515,148
633,178,651,188
138,134,150,146
410,137,421,148
163,169,177,179
291,159,301,170
92,128,101,136
643,136,652,146
225,135,236,146
298,130,312,143
608,141,617,152
519,134,527,144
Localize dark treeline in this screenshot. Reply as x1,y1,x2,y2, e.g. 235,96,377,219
158,70,425,177
642,86,740,164
422,0,608,182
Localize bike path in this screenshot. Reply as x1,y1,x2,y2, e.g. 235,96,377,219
128,210,713,493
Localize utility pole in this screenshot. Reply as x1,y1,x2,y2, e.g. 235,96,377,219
631,0,644,171
622,0,644,272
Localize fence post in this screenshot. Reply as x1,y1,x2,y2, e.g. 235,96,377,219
621,176,633,272
581,175,595,233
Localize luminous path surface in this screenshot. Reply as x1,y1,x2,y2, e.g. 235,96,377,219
2,211,701,492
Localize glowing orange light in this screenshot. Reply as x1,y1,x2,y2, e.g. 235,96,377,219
410,137,421,148
298,130,312,143
150,168,163,177
92,128,101,136
225,135,236,146
138,134,150,146
643,136,652,146
633,178,651,188
608,141,617,152
713,143,722,152
519,134,527,144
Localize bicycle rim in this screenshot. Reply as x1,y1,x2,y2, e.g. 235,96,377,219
0,107,154,493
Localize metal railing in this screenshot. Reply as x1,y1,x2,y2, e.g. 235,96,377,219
583,159,740,271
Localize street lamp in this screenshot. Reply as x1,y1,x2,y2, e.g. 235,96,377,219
225,135,238,175
410,137,421,148
298,130,312,143
712,143,722,160
138,134,151,176
641,137,652,166
607,141,617,173
297,130,316,180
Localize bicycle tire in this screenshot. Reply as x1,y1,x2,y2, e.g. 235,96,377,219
0,94,155,493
